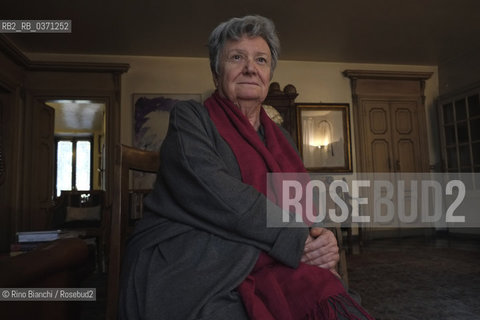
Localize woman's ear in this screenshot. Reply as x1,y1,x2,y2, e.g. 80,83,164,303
212,75,219,88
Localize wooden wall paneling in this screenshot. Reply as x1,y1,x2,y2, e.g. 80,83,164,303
18,91,35,232
0,92,10,251
0,95,5,186
0,55,26,251
0,88,25,249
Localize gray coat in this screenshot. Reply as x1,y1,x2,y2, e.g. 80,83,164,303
119,100,309,320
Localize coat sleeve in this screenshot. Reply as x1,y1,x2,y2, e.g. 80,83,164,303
145,101,308,268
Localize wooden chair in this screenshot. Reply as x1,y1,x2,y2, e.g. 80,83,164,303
316,176,350,287
331,226,349,286
106,144,160,320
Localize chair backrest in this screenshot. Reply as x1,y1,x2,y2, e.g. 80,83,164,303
106,144,160,320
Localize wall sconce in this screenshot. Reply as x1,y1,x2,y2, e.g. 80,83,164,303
317,120,333,155
302,117,335,155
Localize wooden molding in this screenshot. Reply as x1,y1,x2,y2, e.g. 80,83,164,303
0,35,130,74
26,60,130,73
343,69,432,81
0,35,31,67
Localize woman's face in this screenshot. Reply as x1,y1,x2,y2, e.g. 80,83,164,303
216,36,272,106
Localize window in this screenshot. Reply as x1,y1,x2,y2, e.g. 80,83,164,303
56,138,92,196
440,92,480,173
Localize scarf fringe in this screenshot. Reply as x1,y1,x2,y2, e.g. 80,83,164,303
302,293,375,320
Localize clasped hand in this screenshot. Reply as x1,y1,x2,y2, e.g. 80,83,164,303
301,227,340,277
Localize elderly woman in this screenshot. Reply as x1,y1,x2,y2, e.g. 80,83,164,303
120,15,373,320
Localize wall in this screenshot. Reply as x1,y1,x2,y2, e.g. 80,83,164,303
26,53,448,239
275,61,439,171
29,53,439,169
128,59,438,168
438,49,480,96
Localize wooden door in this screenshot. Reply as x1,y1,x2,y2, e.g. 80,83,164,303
361,99,426,237
344,70,433,240
30,101,55,230
362,99,424,173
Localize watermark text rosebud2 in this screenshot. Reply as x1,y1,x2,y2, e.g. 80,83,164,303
266,172,480,228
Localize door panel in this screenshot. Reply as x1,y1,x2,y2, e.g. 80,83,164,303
363,101,393,172
31,102,55,230
371,140,391,171
396,140,416,172
37,103,55,205
391,102,423,173
38,141,54,204
394,108,413,134
369,107,388,134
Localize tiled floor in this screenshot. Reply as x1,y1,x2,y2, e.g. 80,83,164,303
346,232,480,320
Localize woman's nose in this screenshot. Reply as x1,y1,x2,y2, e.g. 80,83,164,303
243,58,257,74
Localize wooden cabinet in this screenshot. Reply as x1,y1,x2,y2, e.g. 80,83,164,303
438,88,480,172
264,82,298,144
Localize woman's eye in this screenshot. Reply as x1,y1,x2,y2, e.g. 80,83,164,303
232,54,243,61
257,57,268,64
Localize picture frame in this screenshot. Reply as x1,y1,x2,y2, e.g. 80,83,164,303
296,103,352,173
132,93,202,188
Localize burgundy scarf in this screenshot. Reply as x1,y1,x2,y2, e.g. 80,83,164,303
204,92,373,320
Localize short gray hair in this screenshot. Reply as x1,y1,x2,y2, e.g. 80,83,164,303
208,15,280,79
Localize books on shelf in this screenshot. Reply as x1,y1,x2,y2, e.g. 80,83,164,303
11,230,88,256
16,230,62,243
16,229,83,243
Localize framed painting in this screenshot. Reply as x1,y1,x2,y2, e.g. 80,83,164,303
132,93,202,188
296,103,352,173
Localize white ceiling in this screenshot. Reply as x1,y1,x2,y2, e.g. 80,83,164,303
46,101,105,134
4,0,480,66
